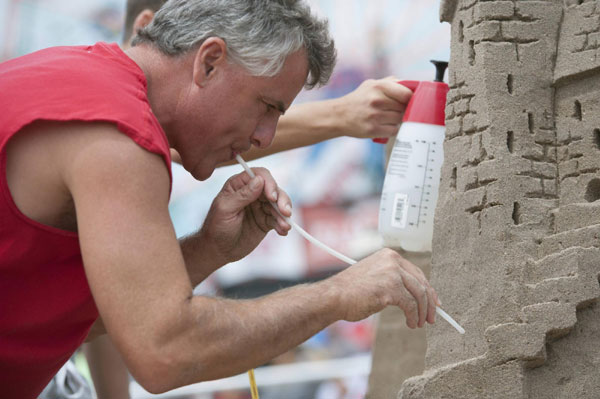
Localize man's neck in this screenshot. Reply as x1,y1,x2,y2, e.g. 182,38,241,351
125,44,192,139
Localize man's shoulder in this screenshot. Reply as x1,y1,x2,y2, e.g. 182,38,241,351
58,120,167,168
1,43,147,109
0,43,171,178
15,120,167,178
4,120,169,233
46,120,172,200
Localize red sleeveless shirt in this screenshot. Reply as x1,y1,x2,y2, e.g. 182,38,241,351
0,42,172,398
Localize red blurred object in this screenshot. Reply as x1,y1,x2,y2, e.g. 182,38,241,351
372,137,389,144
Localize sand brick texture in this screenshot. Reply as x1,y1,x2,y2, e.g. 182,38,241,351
372,1,600,398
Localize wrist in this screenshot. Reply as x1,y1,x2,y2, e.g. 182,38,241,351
196,227,229,267
326,97,350,138
296,99,347,140
318,275,347,322
181,228,228,282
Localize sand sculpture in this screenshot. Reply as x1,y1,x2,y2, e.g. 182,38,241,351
373,1,600,397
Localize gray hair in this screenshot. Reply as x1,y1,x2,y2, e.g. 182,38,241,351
132,0,336,89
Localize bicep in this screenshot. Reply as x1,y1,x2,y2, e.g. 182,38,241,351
65,126,191,364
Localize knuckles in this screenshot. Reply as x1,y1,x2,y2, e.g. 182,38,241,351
249,167,272,182
378,247,402,263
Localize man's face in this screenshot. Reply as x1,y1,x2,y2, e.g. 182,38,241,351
174,49,309,180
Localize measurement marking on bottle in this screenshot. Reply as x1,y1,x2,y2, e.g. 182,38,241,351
416,141,431,227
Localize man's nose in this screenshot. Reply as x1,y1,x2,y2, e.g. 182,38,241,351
250,116,279,149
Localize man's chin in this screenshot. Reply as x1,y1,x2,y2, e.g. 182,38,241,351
188,165,214,181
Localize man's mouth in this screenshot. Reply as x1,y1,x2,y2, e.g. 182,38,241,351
231,145,251,160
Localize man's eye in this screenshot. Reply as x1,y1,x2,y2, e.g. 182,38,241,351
263,101,283,115
265,104,280,115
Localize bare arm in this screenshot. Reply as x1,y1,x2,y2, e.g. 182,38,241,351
169,77,413,165
240,77,412,161
63,125,334,391
84,336,131,399
63,125,436,393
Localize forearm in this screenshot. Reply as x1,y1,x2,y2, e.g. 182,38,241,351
264,99,345,151
167,278,343,386
222,99,345,165
113,248,435,394
84,336,131,399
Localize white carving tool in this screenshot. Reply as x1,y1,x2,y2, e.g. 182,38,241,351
236,154,465,335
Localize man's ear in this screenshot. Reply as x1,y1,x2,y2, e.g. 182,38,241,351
133,9,155,34
193,37,228,87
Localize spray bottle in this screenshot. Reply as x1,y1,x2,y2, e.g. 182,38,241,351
378,60,449,252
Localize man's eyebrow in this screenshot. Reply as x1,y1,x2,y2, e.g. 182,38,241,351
264,97,287,115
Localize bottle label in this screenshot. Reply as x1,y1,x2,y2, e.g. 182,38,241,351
391,193,409,229
387,141,412,178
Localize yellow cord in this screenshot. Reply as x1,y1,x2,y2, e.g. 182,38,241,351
248,369,259,399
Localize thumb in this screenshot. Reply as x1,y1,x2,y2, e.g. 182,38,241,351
221,176,264,213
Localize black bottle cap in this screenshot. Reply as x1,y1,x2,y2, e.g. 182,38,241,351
431,60,449,83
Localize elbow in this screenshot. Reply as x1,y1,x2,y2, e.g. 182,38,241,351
129,355,178,394
128,343,209,394
123,303,222,391
135,370,176,395
137,379,173,395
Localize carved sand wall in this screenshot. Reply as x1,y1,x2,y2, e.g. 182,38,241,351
392,1,600,397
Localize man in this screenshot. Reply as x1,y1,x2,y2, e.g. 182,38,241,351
85,2,421,398
0,1,439,397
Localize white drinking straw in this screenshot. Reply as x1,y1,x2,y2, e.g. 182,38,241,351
236,155,465,334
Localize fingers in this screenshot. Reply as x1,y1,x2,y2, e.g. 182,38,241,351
276,189,293,218
370,250,438,328
426,286,438,325
365,85,409,114
217,170,291,237
217,174,264,215
249,167,293,218
227,167,291,210
401,258,441,325
377,110,404,126
408,264,439,325
403,259,441,309
399,270,428,328
378,76,413,105
258,201,291,235
397,283,419,329
255,170,280,201
359,79,411,138
234,167,290,236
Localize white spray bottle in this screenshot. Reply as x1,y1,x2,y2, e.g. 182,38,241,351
378,60,449,252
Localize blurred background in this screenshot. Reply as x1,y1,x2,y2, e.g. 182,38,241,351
0,0,449,398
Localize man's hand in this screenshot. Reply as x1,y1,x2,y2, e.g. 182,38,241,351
198,167,292,266
334,76,413,140
331,248,440,328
